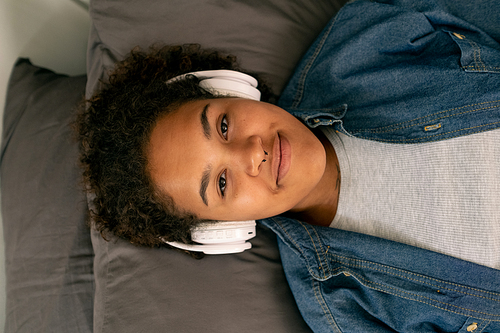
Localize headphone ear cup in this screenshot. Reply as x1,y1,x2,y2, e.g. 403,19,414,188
166,70,261,101
161,220,256,255
199,78,261,101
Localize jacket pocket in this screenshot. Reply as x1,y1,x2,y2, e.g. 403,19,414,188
446,30,500,73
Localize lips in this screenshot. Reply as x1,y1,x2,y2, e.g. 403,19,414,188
272,133,291,185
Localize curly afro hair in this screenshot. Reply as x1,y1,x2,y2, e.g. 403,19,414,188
76,44,274,249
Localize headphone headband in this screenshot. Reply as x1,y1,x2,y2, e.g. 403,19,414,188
166,70,261,101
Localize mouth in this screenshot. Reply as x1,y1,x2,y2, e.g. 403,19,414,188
272,133,291,185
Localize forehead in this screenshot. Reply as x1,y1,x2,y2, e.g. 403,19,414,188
148,101,200,164
147,100,210,210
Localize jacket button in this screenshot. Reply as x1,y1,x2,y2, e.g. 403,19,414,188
467,323,478,332
313,118,320,123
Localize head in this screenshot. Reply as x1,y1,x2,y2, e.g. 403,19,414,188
77,44,274,247
77,44,327,250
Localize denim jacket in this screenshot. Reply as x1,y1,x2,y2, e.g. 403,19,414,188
261,0,500,331
260,218,500,332
279,0,500,144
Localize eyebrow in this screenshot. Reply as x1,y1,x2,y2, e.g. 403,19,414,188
199,165,211,206
200,104,211,140
199,104,212,206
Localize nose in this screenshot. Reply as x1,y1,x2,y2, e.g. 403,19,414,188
235,136,265,176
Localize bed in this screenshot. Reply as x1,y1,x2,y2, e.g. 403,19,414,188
1,0,348,332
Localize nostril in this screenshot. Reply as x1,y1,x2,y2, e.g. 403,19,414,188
262,150,268,163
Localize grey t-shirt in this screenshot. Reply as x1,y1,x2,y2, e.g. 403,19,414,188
323,127,500,269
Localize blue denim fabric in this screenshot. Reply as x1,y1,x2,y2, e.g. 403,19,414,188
278,0,500,144
260,217,500,332
266,0,500,331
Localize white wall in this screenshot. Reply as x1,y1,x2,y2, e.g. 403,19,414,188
0,0,90,328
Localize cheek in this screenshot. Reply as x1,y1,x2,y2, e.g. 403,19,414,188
230,183,277,215
234,184,300,219
233,178,271,203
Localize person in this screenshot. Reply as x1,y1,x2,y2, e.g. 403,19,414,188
77,0,500,330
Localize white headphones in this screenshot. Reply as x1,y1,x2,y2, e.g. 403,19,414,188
163,220,257,255
163,70,260,255
166,69,261,101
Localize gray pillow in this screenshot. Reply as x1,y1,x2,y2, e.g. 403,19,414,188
1,59,93,333
87,0,347,97
87,0,347,332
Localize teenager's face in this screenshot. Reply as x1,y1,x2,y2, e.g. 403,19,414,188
147,98,326,221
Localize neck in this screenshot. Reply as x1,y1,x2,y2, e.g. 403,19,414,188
285,129,340,227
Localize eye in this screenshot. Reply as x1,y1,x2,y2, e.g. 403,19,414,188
218,170,227,197
220,115,228,139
